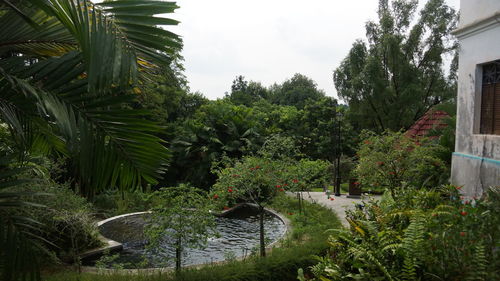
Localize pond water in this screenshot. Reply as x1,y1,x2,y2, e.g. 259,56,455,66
88,206,286,269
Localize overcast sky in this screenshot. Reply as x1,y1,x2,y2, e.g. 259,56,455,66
171,0,460,100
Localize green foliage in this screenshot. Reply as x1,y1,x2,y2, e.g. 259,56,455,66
0,0,179,198
144,185,216,270
211,157,283,209
334,0,458,132
168,101,264,189
0,156,45,281
305,185,500,280
355,131,448,194
258,134,300,160
11,183,102,260
270,73,326,109
226,75,269,107
0,0,182,278
285,159,333,192
93,190,149,217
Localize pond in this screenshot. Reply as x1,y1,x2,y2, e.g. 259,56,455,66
87,205,287,269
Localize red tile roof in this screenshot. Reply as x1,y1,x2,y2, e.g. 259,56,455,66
406,110,450,138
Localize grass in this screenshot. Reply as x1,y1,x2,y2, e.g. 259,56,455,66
43,194,342,281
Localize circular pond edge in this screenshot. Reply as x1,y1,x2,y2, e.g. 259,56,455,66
79,204,291,274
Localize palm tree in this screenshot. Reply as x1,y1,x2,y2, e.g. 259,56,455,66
0,0,180,279
0,0,179,197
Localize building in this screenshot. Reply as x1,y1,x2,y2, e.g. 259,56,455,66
451,0,500,197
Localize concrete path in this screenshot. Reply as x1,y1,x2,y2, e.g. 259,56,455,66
293,192,380,227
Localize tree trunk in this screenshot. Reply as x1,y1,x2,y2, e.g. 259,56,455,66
175,237,182,272
259,205,266,257
297,192,302,214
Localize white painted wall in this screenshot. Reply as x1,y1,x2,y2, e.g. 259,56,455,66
459,0,500,28
451,1,500,196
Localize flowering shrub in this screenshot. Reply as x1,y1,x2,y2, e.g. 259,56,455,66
211,157,285,210
303,185,500,280
212,157,291,257
283,159,332,192
355,131,449,194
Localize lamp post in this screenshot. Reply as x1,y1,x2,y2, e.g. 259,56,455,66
335,109,342,197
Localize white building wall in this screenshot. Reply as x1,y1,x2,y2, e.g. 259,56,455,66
459,0,500,28
451,1,500,197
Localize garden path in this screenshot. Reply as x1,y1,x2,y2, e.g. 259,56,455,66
291,192,381,227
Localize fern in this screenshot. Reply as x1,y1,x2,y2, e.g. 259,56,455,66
466,243,487,281
400,212,426,281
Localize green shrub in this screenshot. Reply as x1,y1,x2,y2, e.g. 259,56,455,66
9,182,102,261
285,159,332,191
211,156,285,210
355,131,449,194
93,190,149,217
305,185,500,280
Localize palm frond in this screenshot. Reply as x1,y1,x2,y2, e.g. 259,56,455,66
0,0,179,196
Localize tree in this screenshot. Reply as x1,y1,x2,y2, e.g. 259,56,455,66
0,0,179,198
270,73,326,109
145,185,216,272
167,100,264,189
334,0,458,132
226,75,268,107
212,157,284,257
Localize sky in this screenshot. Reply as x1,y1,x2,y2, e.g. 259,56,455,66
170,0,460,100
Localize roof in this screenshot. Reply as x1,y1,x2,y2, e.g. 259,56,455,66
406,110,450,138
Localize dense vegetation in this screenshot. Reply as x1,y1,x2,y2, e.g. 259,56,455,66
2,0,497,281
303,186,500,280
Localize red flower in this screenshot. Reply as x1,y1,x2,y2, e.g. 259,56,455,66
279,188,284,192
376,161,384,166
353,182,360,185
283,184,288,186
287,212,293,215
329,197,335,201
460,232,466,237
227,187,233,193
389,171,396,175
250,167,255,171
363,140,372,145
292,179,299,183
255,166,261,169
460,210,467,216
275,185,282,188
213,194,219,199
455,185,462,190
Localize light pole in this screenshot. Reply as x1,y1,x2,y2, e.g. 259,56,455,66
335,109,342,197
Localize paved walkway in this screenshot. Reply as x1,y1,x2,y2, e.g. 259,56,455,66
293,192,380,227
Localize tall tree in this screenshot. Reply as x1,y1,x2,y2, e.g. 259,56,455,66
334,0,457,132
226,75,268,107
271,73,325,109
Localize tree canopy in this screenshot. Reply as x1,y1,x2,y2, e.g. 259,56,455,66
334,0,458,132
